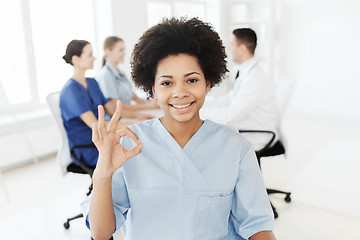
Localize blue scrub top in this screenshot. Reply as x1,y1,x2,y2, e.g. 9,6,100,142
96,61,134,104
81,118,274,239
60,78,108,167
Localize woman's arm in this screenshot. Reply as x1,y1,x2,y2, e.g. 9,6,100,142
106,99,154,120
89,101,142,240
132,93,146,104
117,94,159,111
121,102,156,111
89,101,135,129
80,110,133,130
250,231,277,240
79,111,99,128
89,168,115,240
104,100,117,117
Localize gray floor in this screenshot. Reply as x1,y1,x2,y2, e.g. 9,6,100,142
1,115,360,240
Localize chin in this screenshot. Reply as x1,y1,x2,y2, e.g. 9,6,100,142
173,114,199,123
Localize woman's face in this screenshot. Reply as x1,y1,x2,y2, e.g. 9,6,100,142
153,54,210,125
107,40,125,64
74,43,95,70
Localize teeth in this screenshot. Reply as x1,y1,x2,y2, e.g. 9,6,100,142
172,103,191,109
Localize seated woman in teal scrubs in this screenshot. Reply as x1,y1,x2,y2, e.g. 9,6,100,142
82,18,277,240
60,40,132,167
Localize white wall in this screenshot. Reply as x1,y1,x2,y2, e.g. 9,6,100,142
276,0,360,124
111,0,149,76
4,0,359,169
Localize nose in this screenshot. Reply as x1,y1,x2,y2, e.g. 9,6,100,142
172,83,189,98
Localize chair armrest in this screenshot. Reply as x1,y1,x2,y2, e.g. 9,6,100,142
70,144,97,176
238,130,276,156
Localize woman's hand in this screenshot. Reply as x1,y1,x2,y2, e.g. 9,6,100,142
92,100,142,178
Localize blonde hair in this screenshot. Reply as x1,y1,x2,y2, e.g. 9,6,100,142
102,36,123,67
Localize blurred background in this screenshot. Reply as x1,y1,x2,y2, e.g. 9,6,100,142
0,0,359,239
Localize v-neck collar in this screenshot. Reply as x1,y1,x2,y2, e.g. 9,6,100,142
153,118,209,153
151,118,213,190
71,77,89,90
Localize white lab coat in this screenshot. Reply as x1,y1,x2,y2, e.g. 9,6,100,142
200,57,279,151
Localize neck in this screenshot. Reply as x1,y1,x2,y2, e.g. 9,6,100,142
72,68,87,86
160,114,203,148
239,53,254,64
108,59,120,69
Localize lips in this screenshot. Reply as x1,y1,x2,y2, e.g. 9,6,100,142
170,102,194,109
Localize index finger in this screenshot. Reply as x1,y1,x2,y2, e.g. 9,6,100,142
117,127,141,145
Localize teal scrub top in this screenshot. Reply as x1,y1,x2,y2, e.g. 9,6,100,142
60,78,108,167
81,118,273,239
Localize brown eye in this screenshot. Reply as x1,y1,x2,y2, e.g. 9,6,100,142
161,81,171,86
187,78,198,83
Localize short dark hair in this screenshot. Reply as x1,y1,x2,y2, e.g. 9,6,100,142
63,39,90,65
232,28,257,54
131,17,228,97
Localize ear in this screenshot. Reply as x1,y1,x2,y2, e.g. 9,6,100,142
240,43,249,54
206,81,211,93
104,48,111,57
72,55,79,65
239,43,245,51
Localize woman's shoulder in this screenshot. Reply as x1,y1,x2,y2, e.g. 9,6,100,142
86,77,97,83
204,120,252,147
96,64,113,80
60,78,77,96
86,77,102,88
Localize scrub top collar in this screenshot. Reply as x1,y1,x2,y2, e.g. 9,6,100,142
70,77,89,90
153,118,212,153
105,61,123,80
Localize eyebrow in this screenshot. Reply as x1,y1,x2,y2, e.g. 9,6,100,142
157,72,201,80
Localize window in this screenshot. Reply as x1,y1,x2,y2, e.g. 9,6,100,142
29,0,96,103
0,0,97,111
0,0,31,106
147,2,172,27
173,2,204,19
147,1,205,28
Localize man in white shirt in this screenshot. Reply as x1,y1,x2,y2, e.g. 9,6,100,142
200,28,279,151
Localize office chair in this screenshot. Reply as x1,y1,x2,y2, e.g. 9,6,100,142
238,129,291,218
238,78,295,218
46,91,96,229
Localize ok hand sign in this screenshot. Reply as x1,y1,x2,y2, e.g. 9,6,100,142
92,100,143,178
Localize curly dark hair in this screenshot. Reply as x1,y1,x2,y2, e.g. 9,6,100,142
131,17,228,97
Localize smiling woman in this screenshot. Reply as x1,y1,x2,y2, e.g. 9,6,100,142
82,17,277,240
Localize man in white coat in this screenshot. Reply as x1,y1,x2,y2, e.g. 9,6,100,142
200,28,279,151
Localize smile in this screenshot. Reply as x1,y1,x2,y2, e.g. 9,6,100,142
171,102,193,109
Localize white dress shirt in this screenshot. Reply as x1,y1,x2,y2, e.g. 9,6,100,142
200,57,279,150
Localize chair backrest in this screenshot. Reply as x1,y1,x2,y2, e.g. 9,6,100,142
46,92,72,176
275,77,296,154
